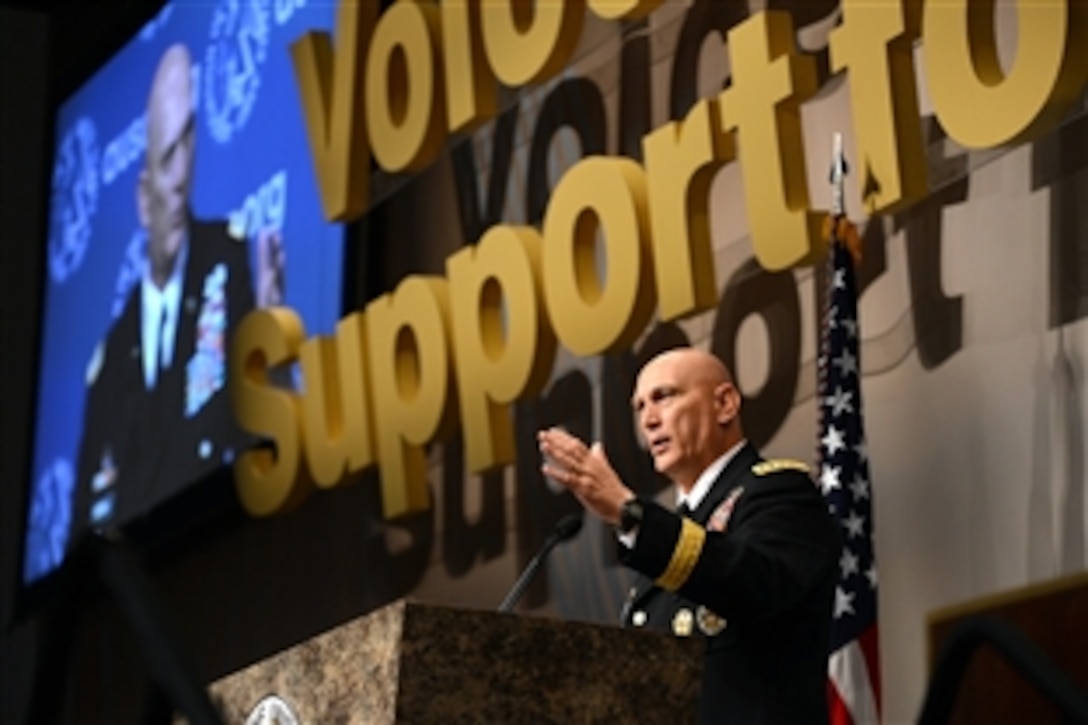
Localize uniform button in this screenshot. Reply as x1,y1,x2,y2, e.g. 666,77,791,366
632,610,647,627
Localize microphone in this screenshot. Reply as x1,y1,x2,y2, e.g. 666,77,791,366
497,511,584,613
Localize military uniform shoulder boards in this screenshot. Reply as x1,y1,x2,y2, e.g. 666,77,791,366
751,459,810,476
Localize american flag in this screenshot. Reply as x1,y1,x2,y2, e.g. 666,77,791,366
819,136,881,725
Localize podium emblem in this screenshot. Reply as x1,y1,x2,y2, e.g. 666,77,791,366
245,695,300,725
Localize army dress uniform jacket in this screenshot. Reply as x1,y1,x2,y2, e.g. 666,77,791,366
74,219,256,532
621,443,841,724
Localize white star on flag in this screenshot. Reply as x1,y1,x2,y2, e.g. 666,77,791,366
834,586,855,619
833,267,847,289
842,317,858,339
849,475,869,501
826,387,854,417
833,348,857,378
821,464,842,494
822,426,846,456
843,510,865,539
840,549,859,578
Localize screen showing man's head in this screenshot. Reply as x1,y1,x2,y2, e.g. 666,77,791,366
139,44,196,288
21,2,345,590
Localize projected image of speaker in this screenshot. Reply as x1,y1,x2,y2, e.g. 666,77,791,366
19,0,345,595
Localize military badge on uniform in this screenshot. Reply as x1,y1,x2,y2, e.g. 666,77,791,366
707,486,744,532
185,263,228,417
672,607,694,637
696,606,727,636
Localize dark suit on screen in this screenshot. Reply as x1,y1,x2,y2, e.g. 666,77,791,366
73,218,255,531
620,442,841,724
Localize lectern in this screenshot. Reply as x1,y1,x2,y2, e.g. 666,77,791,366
200,599,703,723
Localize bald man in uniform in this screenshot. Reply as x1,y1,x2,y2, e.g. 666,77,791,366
74,44,282,532
539,347,840,724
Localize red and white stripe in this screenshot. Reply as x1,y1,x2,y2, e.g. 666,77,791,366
828,624,881,725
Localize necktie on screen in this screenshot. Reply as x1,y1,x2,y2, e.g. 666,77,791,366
157,303,169,382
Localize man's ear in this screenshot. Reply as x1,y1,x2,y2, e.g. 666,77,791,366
136,168,150,229
715,382,740,425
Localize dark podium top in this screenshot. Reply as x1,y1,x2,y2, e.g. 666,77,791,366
201,599,703,723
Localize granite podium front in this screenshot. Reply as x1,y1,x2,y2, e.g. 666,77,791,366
198,599,703,723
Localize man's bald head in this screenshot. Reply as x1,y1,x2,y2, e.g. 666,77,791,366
632,347,744,491
139,44,196,287
641,348,733,389
147,45,192,125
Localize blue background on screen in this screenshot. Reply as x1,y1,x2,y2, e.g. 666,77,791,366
24,0,345,584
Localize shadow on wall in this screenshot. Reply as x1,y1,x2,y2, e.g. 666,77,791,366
1028,110,1087,580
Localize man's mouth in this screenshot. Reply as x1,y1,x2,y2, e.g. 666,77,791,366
649,437,670,456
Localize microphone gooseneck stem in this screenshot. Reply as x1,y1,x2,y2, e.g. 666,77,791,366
498,511,583,613
497,535,559,613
